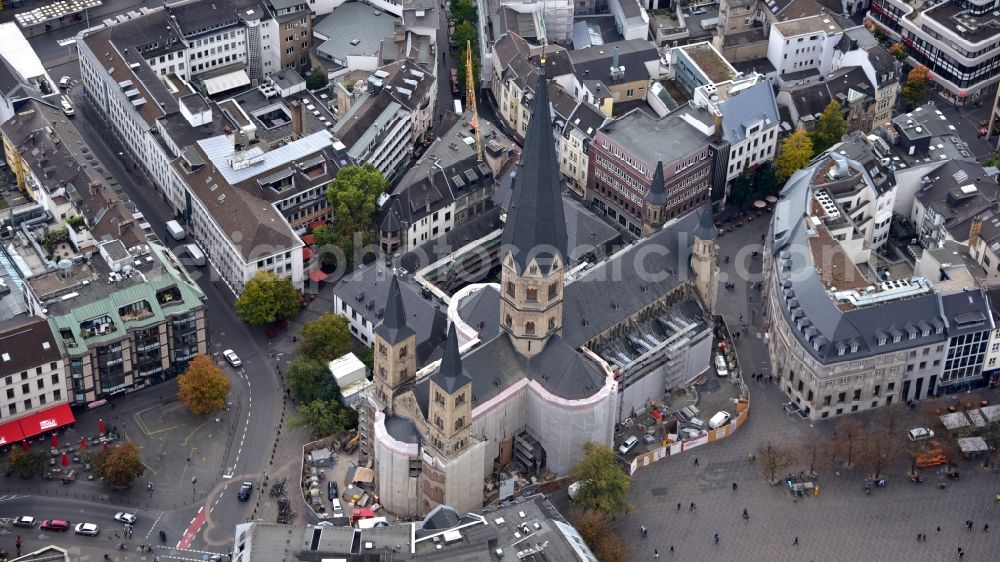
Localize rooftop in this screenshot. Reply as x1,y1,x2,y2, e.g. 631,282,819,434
313,2,398,61
0,316,61,377
773,14,845,37
923,1,1000,45
568,39,659,85
598,108,710,168
678,42,737,84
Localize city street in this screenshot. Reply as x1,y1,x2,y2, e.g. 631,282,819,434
614,210,1000,561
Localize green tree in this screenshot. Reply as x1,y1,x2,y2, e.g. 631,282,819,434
889,42,908,61
306,67,328,90
449,0,477,25
235,271,301,325
292,399,350,439
358,347,374,372
753,162,780,197
729,170,754,207
7,448,46,478
453,21,477,50
810,100,847,155
902,65,930,107
177,355,232,415
287,356,342,404
569,442,631,515
298,312,351,362
325,164,389,266
93,441,145,487
775,129,814,181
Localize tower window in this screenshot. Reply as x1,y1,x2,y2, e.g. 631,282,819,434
506,282,515,298
506,315,512,327
548,282,559,299
454,417,464,430
525,322,536,335
526,287,538,302
548,317,556,331
399,345,408,358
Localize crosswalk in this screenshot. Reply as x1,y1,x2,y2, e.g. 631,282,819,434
0,494,22,502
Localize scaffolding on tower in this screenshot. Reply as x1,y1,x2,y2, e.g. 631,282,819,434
466,40,482,162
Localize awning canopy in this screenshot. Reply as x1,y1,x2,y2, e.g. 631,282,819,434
309,270,328,283
0,417,25,446
309,220,327,230
302,247,314,260
203,69,251,96
18,404,75,440
301,234,315,246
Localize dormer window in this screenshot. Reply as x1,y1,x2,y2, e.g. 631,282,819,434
893,334,901,343
837,346,846,356
850,343,859,353
878,337,887,346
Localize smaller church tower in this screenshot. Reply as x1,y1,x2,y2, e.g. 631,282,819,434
372,276,416,411
426,325,474,456
691,201,719,314
642,162,667,237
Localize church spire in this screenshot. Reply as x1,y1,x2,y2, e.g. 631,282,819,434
430,324,472,395
645,161,667,205
499,60,567,274
373,276,414,344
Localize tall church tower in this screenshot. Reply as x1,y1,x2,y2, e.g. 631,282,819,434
691,201,719,314
426,325,474,456
372,276,416,411
642,161,667,237
499,59,569,359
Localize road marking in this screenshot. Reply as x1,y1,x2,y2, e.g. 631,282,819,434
181,418,213,446
224,371,253,478
145,511,165,540
176,506,205,550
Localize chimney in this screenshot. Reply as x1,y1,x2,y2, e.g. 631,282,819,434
291,100,303,141
612,46,620,72
969,217,983,248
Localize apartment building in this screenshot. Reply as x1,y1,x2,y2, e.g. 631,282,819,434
490,33,572,138
0,316,74,447
669,41,739,95
548,82,609,199
767,14,846,79
587,109,718,237
0,23,60,125
868,0,1000,104
266,0,312,73
765,144,993,421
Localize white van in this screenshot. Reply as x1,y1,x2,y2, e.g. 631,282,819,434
166,220,186,241
709,411,731,430
60,97,75,116
714,354,729,377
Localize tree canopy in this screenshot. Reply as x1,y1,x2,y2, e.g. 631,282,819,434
775,129,814,181
569,442,631,515
235,271,301,326
889,43,908,61
292,399,351,439
571,510,630,562
729,170,754,208
902,66,930,107
298,312,351,363
449,0,477,26
287,356,343,404
324,164,389,266
177,355,231,415
810,101,847,155
7,448,46,478
94,441,145,487
306,67,328,90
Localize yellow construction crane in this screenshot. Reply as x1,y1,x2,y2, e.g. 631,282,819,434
466,40,482,162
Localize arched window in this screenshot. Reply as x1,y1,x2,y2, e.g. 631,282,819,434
548,317,556,331
548,282,559,299
526,287,538,302
525,322,536,335
506,281,515,297
505,315,512,327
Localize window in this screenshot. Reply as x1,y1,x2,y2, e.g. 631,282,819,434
53,389,60,401
20,383,28,394
455,393,465,407
837,392,846,403
506,282,515,298
5,389,12,399
36,379,44,390
505,315,512,327
49,362,57,370
548,283,559,299
822,395,831,407
7,404,14,415
526,287,538,302
525,322,535,335
548,317,556,331
454,417,464,430
873,384,881,397
399,346,408,358
434,391,444,406
852,389,861,401
23,399,31,410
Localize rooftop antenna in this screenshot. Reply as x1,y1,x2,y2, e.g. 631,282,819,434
466,40,482,162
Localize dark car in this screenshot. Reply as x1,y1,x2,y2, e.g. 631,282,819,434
238,481,253,501
327,480,338,501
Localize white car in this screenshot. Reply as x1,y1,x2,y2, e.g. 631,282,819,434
223,349,242,368
114,512,137,525
618,435,639,455
12,516,36,528
331,497,344,518
59,76,71,89
709,411,732,430
908,427,935,441
74,522,100,536
714,354,729,377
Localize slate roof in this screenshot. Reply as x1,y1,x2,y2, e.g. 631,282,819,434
0,316,61,378
457,286,501,342
373,276,415,344
718,80,780,145
693,200,717,240
499,65,568,273
383,414,420,444
429,324,473,394
645,161,667,205
782,66,871,121
942,290,992,336
568,39,658,85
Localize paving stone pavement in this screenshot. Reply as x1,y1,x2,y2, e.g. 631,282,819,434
615,209,1000,560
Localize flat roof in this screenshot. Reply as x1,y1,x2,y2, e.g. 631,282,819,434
599,108,709,169
314,2,398,60
0,23,47,80
773,14,844,37
678,42,737,83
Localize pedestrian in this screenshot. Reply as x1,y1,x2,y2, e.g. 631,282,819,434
938,526,942,533
984,523,990,532
670,546,674,554
641,525,647,537
917,533,921,542
714,533,719,544
732,482,738,491
654,548,659,559
694,457,699,466
793,537,799,546
967,520,974,531
742,508,749,520
958,547,964,559
690,502,696,511
677,502,682,511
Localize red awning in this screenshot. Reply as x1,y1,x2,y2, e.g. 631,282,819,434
301,234,315,246
17,404,75,440
302,247,314,260
309,270,328,283
0,418,25,446
309,220,327,230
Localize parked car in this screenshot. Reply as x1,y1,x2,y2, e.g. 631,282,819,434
331,497,344,518
114,512,137,525
618,435,639,455
40,520,69,531
238,481,253,501
60,96,75,117
223,349,242,368
327,480,338,501
74,522,100,536
59,76,70,89
714,354,729,377
908,427,935,441
13,516,36,528
709,411,732,430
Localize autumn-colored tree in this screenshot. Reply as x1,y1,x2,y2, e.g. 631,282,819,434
7,448,46,478
93,441,145,487
889,42,908,61
902,66,930,107
757,441,795,485
830,417,865,469
810,100,847,155
569,442,631,515
235,271,301,326
775,129,814,181
298,312,351,363
571,510,630,562
177,355,231,415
